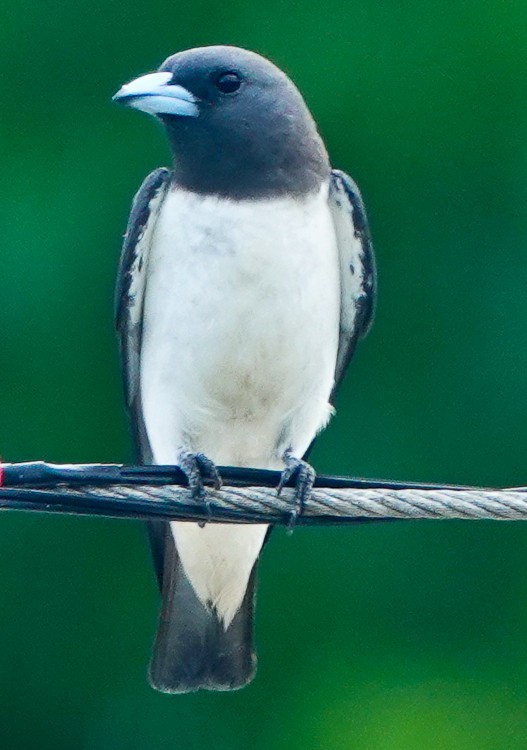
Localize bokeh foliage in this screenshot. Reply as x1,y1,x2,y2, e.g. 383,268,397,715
1,1,527,748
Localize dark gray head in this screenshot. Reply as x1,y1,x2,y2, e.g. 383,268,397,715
113,46,330,199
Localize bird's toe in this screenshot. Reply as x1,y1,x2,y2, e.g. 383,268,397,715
277,452,316,529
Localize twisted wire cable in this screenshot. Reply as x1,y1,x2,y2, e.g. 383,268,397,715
0,462,525,525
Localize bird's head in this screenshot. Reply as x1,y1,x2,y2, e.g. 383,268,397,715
113,46,329,199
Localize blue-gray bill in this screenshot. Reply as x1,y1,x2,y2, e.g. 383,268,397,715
113,45,376,693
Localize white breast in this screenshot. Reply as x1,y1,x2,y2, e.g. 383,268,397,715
141,183,341,466
139,183,342,626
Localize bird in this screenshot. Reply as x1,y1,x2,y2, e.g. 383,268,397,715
113,45,376,694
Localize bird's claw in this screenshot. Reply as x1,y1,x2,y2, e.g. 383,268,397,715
177,450,222,524
277,452,316,532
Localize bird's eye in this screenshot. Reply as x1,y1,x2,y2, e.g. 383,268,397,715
215,71,242,94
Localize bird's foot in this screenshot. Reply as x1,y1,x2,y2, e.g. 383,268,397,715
277,451,316,532
176,449,222,524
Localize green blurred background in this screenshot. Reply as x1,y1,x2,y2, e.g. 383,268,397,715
1,0,527,747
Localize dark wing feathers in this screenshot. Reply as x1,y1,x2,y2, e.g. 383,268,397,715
115,167,171,462
328,169,377,399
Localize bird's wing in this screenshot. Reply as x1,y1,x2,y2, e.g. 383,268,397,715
115,167,171,463
115,167,171,588
328,169,377,400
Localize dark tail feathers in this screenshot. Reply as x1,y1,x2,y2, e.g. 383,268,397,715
149,528,257,693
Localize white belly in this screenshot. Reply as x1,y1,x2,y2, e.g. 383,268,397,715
141,184,340,465
140,183,341,625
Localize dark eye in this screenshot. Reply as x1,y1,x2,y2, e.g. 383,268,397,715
215,71,242,94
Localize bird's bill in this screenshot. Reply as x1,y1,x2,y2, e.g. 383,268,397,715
112,72,199,117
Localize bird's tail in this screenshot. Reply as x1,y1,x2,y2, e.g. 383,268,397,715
148,526,257,693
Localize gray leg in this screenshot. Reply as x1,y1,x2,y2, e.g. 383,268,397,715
177,448,222,506
277,449,316,527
